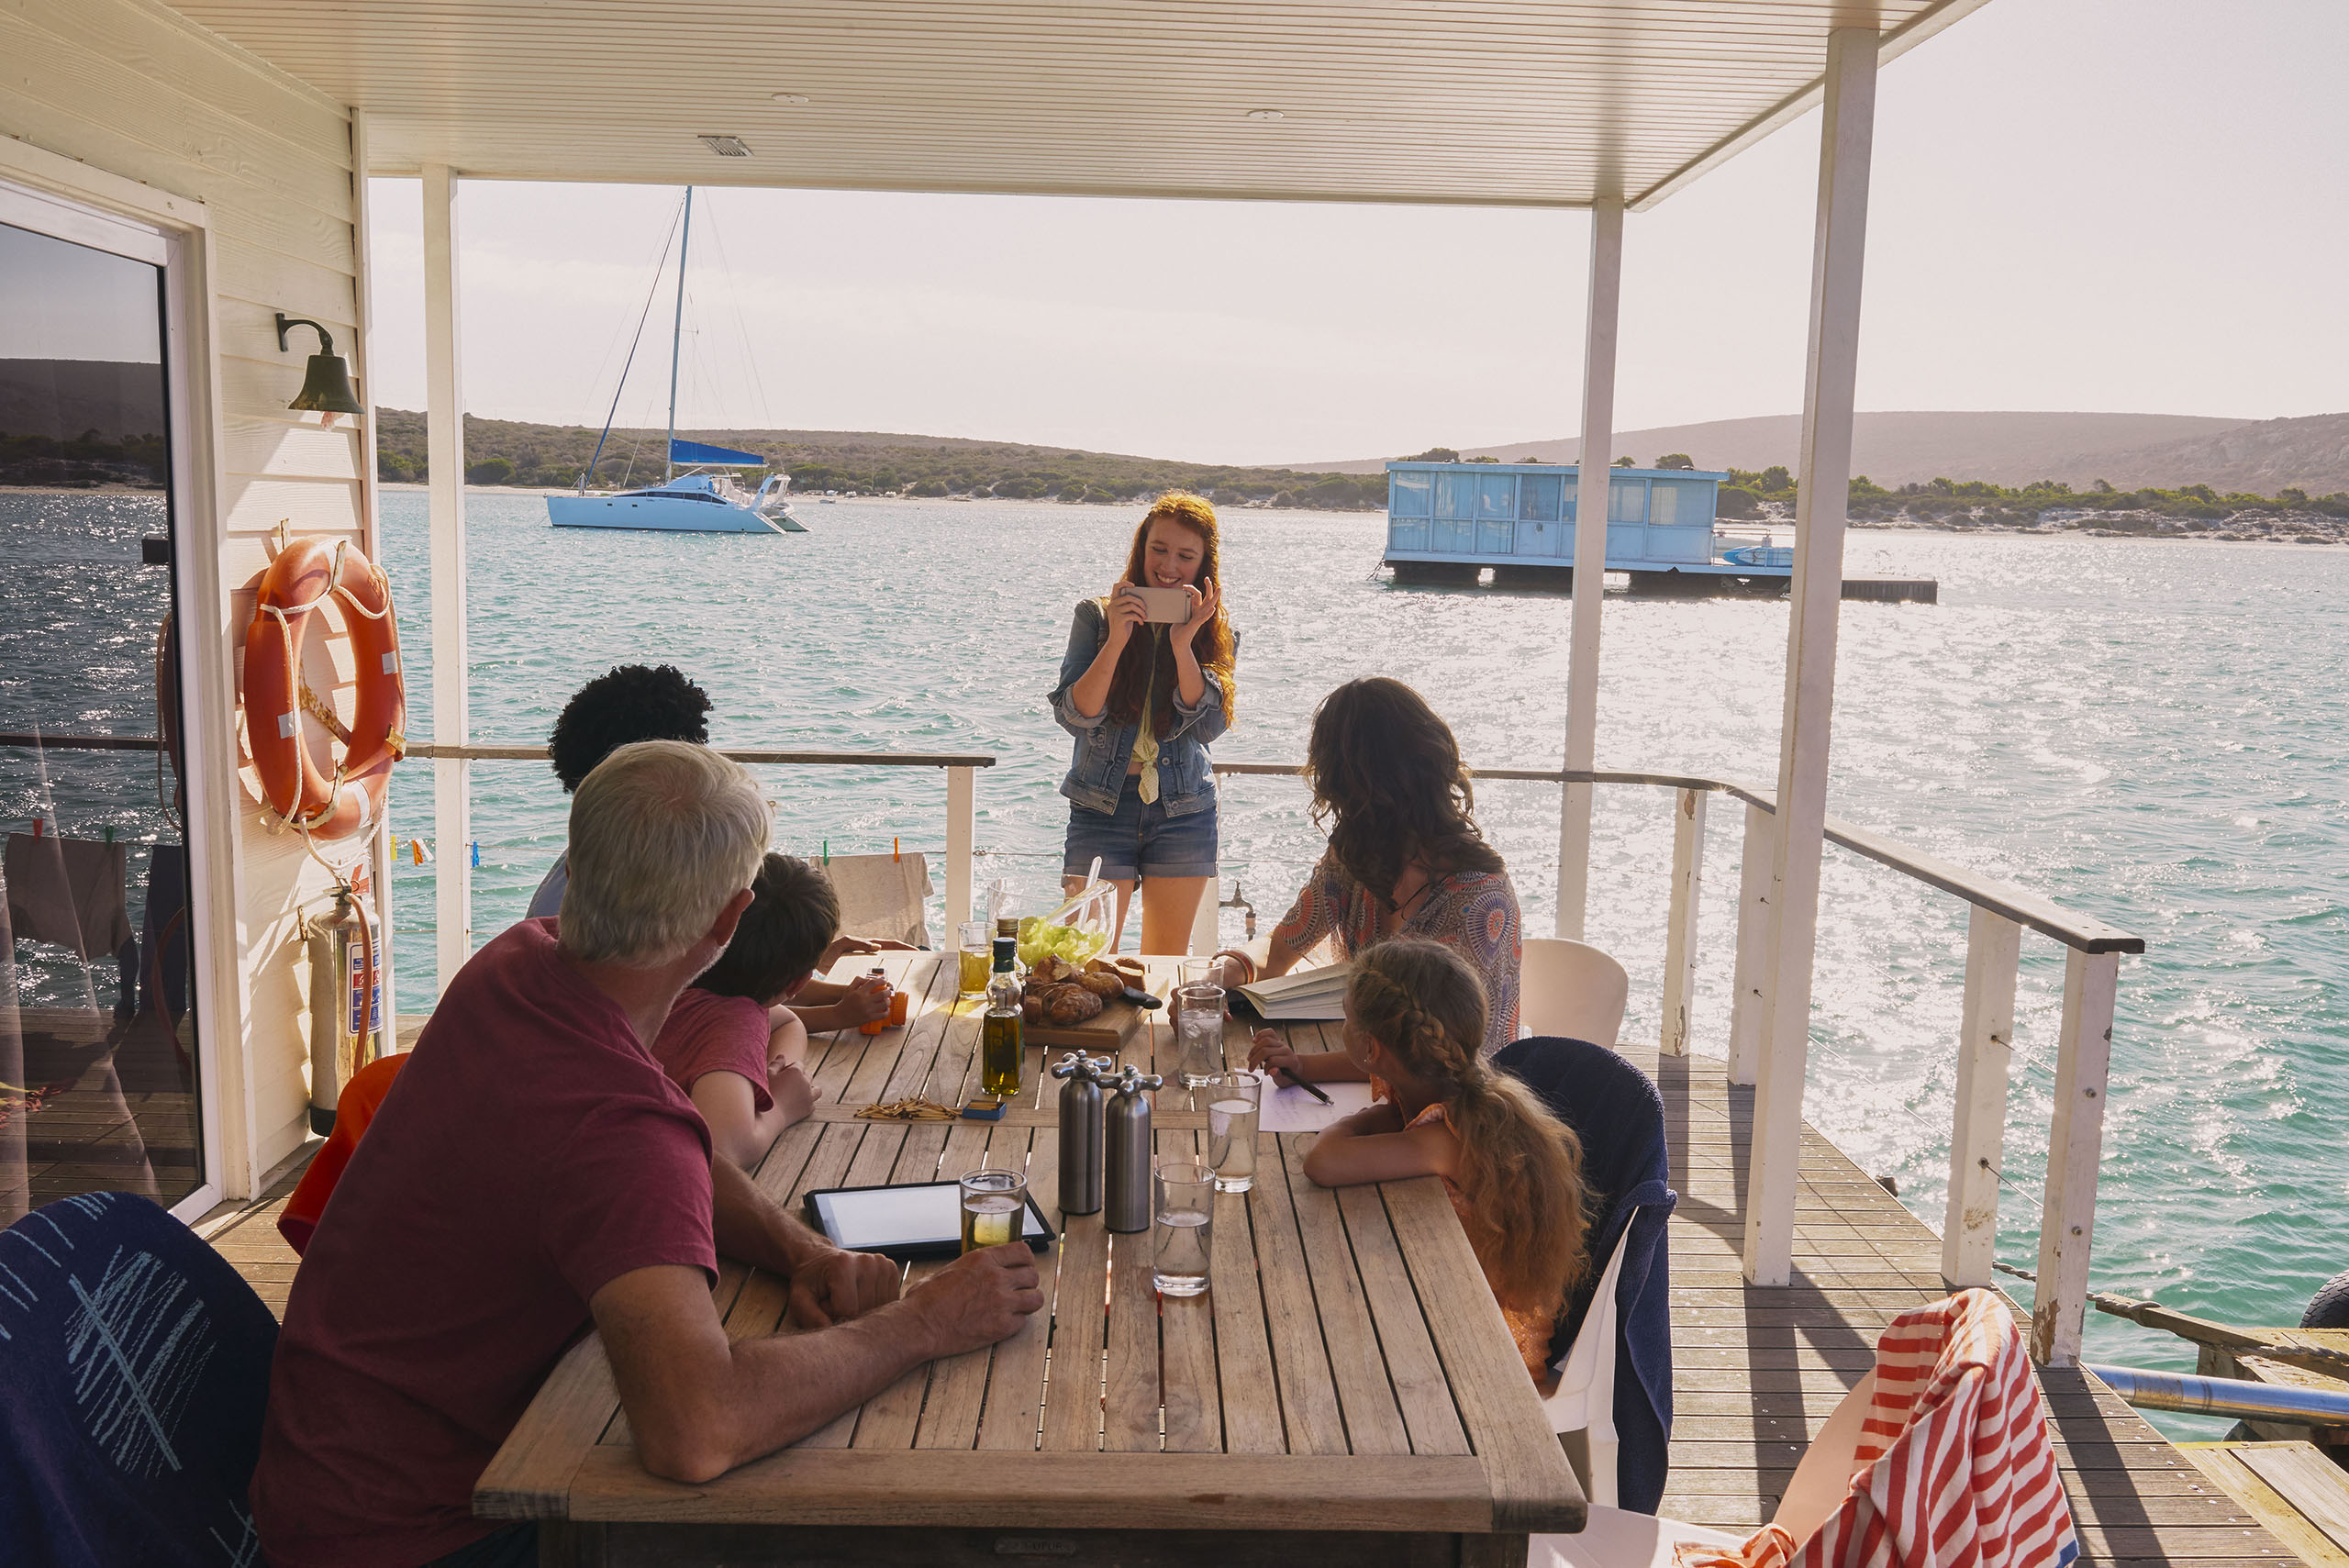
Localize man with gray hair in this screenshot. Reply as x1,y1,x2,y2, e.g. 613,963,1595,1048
254,741,1042,1568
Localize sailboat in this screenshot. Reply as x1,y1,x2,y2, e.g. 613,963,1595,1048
547,187,804,534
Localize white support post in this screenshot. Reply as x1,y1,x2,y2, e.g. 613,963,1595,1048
1659,788,1708,1055
1556,195,1622,942
943,765,974,934
1943,907,2021,1286
1744,27,1878,1288
2031,947,2120,1366
422,163,471,995
350,108,398,1036
1726,802,1776,1086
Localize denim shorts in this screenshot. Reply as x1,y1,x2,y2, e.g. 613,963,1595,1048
1062,775,1219,881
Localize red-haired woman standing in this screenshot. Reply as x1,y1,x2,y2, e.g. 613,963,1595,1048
1049,492,1238,952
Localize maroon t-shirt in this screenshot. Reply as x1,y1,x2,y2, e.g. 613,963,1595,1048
251,917,717,1568
654,987,775,1112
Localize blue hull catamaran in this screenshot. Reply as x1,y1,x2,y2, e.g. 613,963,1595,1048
546,186,804,534
6,2,2337,1563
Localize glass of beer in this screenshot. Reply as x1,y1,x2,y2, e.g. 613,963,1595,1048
1173,983,1224,1088
1203,1071,1261,1194
1152,1159,1214,1296
959,1164,1028,1252
958,920,993,999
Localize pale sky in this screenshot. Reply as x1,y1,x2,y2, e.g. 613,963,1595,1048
364,0,2348,468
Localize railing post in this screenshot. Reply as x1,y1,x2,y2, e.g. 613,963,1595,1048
1942,908,2021,1287
944,765,974,933
2031,947,2120,1365
1189,880,1220,957
1727,802,1775,1085
1659,788,1708,1055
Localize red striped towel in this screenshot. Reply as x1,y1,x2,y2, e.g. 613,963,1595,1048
1677,1289,2080,1568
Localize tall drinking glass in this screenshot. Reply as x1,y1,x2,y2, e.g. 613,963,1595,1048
1203,1072,1261,1193
959,1164,1028,1252
1173,983,1224,1088
957,920,993,999
1152,1159,1214,1296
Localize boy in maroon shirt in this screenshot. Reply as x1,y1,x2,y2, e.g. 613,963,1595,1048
252,742,1041,1568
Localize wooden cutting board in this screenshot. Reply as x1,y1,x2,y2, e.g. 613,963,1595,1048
1027,992,1154,1055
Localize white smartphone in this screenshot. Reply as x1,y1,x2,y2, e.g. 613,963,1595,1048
1122,585,1193,624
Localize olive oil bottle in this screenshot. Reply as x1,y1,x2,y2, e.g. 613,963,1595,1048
981,936,1024,1098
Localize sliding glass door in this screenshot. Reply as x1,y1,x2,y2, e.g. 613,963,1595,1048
0,189,205,1220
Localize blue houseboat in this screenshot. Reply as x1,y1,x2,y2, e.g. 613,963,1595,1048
1382,460,1791,594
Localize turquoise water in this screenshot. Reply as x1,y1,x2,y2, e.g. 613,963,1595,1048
375,490,2346,1424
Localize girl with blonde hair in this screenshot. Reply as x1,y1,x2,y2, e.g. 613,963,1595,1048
1292,940,1590,1385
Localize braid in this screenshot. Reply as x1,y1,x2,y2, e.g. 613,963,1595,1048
1349,940,1590,1328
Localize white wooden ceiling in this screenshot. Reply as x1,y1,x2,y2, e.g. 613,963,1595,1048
166,1,1988,209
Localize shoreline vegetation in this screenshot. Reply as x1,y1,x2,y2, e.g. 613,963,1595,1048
11,412,2347,544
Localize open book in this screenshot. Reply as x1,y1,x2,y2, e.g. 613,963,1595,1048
1234,961,1353,1022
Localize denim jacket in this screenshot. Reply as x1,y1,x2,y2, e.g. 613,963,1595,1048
1050,597,1231,817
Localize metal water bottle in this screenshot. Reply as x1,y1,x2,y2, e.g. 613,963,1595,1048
306,889,382,1135
1051,1052,1114,1216
1102,1064,1163,1234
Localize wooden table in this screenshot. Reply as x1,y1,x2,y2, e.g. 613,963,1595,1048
476,952,1586,1566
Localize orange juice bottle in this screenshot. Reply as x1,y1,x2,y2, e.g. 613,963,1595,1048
859,966,893,1035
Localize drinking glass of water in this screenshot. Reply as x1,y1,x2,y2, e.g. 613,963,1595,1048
1203,1072,1261,1194
959,1164,1028,1252
1152,1158,1214,1296
1173,983,1224,1087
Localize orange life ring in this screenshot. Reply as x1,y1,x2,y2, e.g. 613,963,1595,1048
244,537,406,841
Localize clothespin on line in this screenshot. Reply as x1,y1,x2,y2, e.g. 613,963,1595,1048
409,839,433,866
30,817,43,839
893,836,900,862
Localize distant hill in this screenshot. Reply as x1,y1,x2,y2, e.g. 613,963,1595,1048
370,409,1388,507
0,358,167,441
1291,410,2349,492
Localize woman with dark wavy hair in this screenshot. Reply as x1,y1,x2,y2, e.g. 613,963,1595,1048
1230,677,1521,1069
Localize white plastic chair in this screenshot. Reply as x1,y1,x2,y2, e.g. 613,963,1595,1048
1520,937,1629,1046
1542,1219,1634,1507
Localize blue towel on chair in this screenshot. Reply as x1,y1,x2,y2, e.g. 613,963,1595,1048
1496,1036,1676,1514
0,1191,279,1566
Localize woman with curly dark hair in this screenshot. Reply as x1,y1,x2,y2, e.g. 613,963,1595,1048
1230,677,1521,1069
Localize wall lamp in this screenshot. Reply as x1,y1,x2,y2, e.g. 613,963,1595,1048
274,312,365,424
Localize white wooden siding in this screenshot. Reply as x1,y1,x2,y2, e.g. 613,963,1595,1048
4,0,370,1192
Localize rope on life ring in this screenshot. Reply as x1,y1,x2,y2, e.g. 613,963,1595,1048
242,536,407,846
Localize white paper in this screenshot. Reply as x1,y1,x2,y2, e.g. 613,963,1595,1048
1259,1078,1377,1134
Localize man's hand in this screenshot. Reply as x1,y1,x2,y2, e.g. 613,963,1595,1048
785,1245,904,1330
904,1244,1044,1357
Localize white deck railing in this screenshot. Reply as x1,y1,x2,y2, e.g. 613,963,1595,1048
405,742,991,935
1212,759,2145,1368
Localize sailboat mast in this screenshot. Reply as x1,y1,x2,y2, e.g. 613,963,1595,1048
665,185,694,481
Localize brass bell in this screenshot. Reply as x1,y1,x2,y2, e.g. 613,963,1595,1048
275,313,365,417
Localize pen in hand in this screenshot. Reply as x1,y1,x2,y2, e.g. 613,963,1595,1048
1279,1070,1333,1106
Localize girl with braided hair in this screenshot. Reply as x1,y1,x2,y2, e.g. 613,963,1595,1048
1291,940,1590,1385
